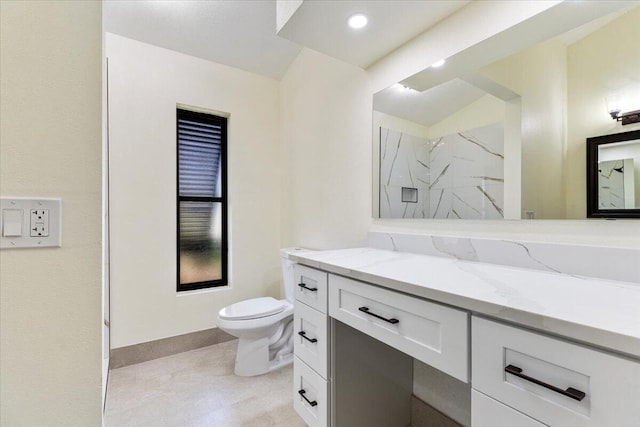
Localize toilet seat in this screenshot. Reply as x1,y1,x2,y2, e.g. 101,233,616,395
218,297,285,321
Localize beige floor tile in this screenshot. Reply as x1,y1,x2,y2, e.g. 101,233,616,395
105,340,305,427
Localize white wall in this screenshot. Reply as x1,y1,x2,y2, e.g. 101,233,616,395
373,111,430,140
107,34,282,348
481,38,568,219
428,94,504,139
566,6,640,218
0,1,103,425
599,142,640,163
279,48,373,249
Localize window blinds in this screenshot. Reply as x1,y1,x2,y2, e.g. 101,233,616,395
178,116,222,198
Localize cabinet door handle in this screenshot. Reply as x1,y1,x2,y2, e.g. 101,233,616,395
298,331,318,343
298,283,318,292
298,389,318,407
504,364,586,401
358,306,399,324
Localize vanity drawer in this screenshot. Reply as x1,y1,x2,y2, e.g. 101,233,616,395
294,356,329,427
328,274,469,382
294,265,328,313
472,316,640,427
294,300,329,378
472,390,544,427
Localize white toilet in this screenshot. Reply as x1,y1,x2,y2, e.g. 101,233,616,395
217,247,313,376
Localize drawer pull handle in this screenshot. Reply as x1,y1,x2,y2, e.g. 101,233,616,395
504,364,586,401
298,331,318,343
298,283,318,292
298,389,318,407
358,306,399,324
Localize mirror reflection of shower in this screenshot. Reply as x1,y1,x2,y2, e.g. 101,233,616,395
597,138,640,210
598,160,626,208
378,122,504,219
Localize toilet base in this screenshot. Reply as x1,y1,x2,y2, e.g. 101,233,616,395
234,337,294,376
268,352,293,373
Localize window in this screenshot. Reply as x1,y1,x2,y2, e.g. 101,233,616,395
177,108,227,291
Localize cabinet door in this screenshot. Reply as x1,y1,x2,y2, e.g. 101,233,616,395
294,265,328,313
293,356,329,427
472,316,640,427
329,274,469,382
472,390,544,427
294,301,329,378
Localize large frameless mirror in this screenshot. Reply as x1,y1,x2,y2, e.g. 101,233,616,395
372,3,640,220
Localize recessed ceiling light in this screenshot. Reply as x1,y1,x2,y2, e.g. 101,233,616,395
348,13,368,29
431,59,446,68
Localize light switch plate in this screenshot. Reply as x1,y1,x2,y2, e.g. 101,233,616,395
2,209,23,237
1,198,62,249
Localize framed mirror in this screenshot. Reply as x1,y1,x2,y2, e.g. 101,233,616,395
587,130,640,218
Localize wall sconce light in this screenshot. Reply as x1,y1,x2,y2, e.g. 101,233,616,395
606,93,640,125
609,109,640,125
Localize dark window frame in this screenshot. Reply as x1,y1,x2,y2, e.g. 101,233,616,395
176,108,228,292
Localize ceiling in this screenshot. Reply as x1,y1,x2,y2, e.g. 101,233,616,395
104,0,636,123
104,0,302,80
104,0,471,80
277,1,470,69
374,79,485,128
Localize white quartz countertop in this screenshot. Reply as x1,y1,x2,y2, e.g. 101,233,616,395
291,248,640,358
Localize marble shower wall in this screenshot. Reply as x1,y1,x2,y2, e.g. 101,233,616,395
367,231,640,284
379,123,504,219
429,123,504,219
598,159,626,209
379,128,431,218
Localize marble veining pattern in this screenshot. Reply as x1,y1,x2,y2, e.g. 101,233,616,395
367,231,640,284
380,123,504,219
599,159,625,208
380,127,430,218
291,248,640,357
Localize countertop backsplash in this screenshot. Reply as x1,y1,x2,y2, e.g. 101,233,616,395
367,231,640,284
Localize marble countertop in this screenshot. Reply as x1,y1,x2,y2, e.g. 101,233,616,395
291,248,640,358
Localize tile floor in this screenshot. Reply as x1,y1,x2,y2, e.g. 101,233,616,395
104,340,306,427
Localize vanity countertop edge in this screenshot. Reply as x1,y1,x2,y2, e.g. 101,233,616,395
291,247,640,359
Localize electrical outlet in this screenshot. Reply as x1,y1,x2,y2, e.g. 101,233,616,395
30,209,49,237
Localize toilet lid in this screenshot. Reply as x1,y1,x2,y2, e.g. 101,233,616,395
218,297,285,320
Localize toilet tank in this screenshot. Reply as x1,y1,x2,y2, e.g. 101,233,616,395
280,248,315,303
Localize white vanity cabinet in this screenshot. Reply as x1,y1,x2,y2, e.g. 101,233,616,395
293,357,329,427
471,390,545,427
291,250,640,427
294,301,329,378
472,317,640,427
293,265,330,427
293,267,469,427
328,274,468,382
294,264,328,313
